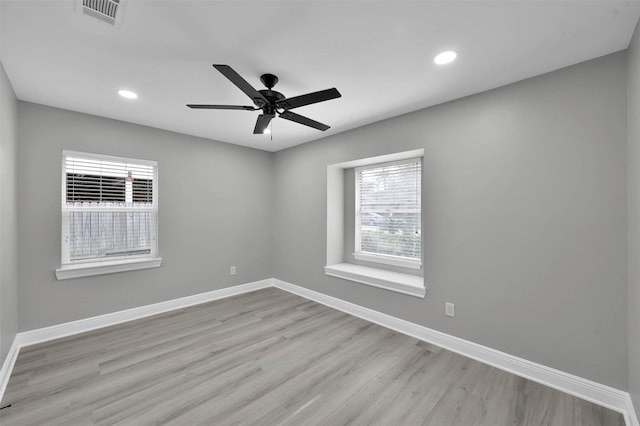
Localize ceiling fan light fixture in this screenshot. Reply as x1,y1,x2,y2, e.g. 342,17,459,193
434,50,457,65
118,89,138,99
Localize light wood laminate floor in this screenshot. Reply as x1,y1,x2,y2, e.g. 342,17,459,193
0,288,624,425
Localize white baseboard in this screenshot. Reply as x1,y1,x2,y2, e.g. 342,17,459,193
0,337,20,406
272,278,638,426
627,394,640,426
1,277,637,426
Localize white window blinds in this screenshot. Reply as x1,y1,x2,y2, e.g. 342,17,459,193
355,158,421,266
61,151,158,265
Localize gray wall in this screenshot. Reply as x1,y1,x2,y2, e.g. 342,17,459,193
627,18,640,416
272,52,628,389
17,102,273,331
0,62,18,362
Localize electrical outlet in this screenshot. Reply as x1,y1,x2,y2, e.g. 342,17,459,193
230,266,236,275
445,302,455,317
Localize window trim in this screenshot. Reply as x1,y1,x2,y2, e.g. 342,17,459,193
354,157,422,269
325,263,425,298
57,150,160,279
55,257,162,280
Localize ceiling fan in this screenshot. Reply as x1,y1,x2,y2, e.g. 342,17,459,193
187,64,341,134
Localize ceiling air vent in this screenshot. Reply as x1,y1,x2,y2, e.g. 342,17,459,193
77,0,126,27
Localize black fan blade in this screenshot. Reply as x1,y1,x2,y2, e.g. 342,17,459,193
276,88,341,110
253,114,274,134
187,104,256,110
213,64,268,107
279,111,330,131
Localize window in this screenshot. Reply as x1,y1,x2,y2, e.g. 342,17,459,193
324,150,425,298
56,151,161,279
354,158,422,269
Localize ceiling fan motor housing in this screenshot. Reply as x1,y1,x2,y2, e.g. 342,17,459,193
258,90,285,114
257,75,285,114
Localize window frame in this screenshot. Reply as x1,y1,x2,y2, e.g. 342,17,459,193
354,158,423,270
56,150,161,280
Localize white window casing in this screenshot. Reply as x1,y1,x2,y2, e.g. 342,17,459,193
56,151,161,279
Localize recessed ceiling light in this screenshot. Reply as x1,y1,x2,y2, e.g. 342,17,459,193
434,50,457,65
263,128,271,134
118,89,138,99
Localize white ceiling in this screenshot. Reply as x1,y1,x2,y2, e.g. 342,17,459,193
1,1,639,152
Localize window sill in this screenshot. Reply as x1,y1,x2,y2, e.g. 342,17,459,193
55,257,162,280
324,263,425,298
